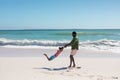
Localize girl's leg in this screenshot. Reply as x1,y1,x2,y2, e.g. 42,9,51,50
44,54,50,61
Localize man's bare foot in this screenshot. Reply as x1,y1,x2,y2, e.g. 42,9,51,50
68,65,71,68
73,65,76,67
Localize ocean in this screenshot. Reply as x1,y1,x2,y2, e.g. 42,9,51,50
0,29,120,53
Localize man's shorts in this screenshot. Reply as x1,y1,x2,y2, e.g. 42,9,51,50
49,55,56,60
71,49,78,56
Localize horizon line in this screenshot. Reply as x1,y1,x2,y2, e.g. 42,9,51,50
0,28,120,30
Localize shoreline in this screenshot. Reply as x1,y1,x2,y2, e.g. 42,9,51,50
0,47,120,58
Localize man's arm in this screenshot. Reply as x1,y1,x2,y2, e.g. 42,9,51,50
64,43,70,47
64,38,74,47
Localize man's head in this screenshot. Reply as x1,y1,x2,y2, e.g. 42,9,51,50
72,31,77,37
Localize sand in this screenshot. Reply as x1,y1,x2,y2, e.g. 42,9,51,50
0,47,120,80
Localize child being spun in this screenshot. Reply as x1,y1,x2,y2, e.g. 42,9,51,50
44,47,64,61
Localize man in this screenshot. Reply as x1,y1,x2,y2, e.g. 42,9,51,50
64,31,79,67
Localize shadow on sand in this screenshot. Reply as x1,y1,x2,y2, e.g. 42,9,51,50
33,67,68,71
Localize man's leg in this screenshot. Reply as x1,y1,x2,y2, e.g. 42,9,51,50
69,55,73,67
70,50,77,67
72,56,76,67
70,55,76,67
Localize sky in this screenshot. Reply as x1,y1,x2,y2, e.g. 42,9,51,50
0,0,120,30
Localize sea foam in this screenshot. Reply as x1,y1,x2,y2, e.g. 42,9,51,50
0,38,120,53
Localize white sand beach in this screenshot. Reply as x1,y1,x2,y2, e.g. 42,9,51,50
0,47,120,80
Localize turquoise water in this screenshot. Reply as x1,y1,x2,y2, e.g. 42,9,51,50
0,29,120,53
0,29,120,41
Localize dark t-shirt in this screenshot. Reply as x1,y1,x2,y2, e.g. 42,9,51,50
69,37,79,50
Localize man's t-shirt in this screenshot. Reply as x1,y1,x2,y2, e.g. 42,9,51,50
70,37,79,50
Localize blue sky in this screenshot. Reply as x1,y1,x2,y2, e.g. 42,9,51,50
0,0,120,30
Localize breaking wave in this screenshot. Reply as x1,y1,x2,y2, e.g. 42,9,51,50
0,38,120,53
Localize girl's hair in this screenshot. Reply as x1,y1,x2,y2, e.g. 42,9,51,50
59,47,63,50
